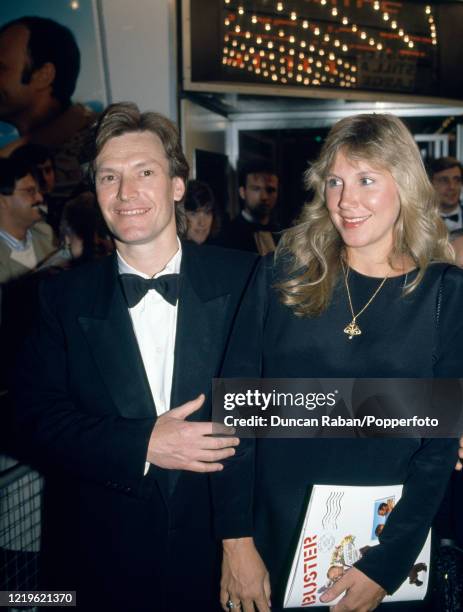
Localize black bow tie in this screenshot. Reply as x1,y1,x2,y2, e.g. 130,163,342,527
119,273,180,308
443,213,459,223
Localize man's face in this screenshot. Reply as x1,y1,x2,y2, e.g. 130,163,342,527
0,24,35,123
239,172,278,221
3,173,44,229
37,158,55,194
95,131,185,249
432,165,463,213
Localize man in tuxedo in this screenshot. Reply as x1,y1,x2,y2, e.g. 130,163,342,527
14,102,257,611
428,157,463,232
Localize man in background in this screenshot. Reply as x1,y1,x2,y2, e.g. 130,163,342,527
428,156,463,231
9,143,65,234
0,16,96,196
219,160,280,254
0,157,54,283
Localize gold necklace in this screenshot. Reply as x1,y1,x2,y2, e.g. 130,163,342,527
341,261,388,340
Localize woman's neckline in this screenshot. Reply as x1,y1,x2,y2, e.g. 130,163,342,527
347,265,418,280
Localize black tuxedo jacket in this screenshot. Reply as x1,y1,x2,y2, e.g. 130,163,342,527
14,242,258,612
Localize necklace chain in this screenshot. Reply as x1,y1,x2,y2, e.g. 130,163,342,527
341,260,388,340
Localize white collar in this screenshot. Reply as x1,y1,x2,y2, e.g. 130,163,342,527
441,205,462,218
0,228,33,252
241,209,255,223
117,238,182,279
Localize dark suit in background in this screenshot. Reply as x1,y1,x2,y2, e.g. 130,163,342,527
218,212,280,254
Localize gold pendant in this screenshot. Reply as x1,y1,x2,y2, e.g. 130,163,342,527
344,320,362,340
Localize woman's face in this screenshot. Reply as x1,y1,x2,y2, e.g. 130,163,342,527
325,150,401,260
186,207,213,244
64,231,84,259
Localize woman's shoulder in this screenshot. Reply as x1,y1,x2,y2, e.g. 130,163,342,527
426,261,463,289
263,250,306,284
426,263,463,332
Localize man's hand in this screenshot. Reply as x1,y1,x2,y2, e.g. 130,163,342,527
455,435,463,471
147,394,239,472
221,537,271,612
319,567,386,612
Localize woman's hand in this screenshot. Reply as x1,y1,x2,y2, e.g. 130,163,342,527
221,537,271,612
319,567,386,611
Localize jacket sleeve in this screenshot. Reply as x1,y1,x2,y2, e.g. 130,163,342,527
13,279,156,495
211,256,272,539
356,266,463,593
354,437,457,593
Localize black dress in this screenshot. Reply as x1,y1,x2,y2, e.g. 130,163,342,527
218,259,463,609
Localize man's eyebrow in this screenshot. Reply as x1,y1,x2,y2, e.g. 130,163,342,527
96,159,163,173
133,159,163,169
95,166,117,174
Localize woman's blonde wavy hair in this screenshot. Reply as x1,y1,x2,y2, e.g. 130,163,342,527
276,113,453,317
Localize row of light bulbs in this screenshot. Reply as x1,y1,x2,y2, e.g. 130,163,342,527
223,37,357,74
321,0,438,49
224,0,438,51
225,16,350,56
223,14,352,88
222,56,356,88
222,37,358,89
222,1,437,90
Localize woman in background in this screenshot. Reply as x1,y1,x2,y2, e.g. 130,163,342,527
219,113,462,612
41,191,113,269
184,179,221,245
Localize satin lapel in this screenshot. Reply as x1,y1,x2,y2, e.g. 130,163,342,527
168,248,230,495
171,277,230,414
78,256,155,420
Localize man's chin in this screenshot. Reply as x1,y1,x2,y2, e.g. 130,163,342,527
252,205,272,221
113,233,161,248
31,211,44,224
441,203,460,212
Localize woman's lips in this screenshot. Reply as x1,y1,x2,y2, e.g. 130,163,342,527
341,215,371,229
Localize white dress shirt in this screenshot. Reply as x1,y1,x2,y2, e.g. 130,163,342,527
117,242,181,416
0,228,38,269
117,242,181,475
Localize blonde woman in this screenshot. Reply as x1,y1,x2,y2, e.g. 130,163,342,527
219,114,462,612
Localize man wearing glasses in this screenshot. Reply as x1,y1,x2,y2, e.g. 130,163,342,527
0,157,54,283
428,156,463,232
